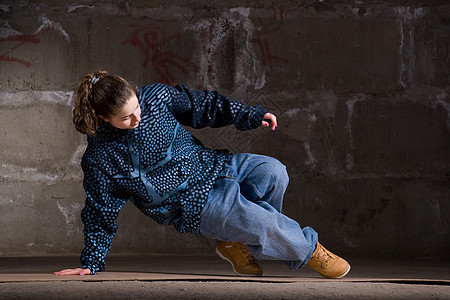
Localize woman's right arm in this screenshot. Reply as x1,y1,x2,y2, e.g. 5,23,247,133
54,161,127,275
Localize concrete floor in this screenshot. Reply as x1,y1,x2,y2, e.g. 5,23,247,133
1,255,449,299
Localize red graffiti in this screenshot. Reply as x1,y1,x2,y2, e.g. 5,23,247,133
122,24,198,85
251,8,289,68
0,24,57,68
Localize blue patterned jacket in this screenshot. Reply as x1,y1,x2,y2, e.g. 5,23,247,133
79,84,266,274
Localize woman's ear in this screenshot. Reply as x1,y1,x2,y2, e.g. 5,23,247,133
98,115,109,123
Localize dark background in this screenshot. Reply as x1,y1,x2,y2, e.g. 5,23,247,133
0,0,449,259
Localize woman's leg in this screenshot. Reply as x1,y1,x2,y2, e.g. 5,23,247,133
237,153,288,213
200,153,318,270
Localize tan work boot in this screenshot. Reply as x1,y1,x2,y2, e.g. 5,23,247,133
216,241,263,277
307,242,351,279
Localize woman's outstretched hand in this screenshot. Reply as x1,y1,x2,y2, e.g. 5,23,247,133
262,112,277,131
54,268,91,276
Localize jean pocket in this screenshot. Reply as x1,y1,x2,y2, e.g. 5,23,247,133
217,167,236,180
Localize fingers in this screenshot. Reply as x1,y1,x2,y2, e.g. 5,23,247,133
262,113,277,130
54,269,78,276
54,268,91,276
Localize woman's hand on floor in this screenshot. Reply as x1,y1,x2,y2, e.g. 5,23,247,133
54,268,91,276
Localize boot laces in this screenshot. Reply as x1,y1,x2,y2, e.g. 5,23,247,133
238,243,256,264
315,245,334,267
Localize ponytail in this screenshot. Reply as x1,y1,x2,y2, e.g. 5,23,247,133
72,70,137,136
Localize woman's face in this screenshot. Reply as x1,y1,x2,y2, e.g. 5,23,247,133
100,94,141,130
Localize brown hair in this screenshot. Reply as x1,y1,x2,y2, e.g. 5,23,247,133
72,70,137,136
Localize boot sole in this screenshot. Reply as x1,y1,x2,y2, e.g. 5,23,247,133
330,264,351,279
215,246,263,277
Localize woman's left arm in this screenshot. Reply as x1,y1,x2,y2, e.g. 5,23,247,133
166,85,274,131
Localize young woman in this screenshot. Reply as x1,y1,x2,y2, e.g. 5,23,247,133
55,70,350,278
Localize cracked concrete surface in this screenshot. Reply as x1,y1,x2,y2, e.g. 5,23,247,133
1,256,449,299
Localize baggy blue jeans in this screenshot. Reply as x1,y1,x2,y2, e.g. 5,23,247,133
199,153,319,270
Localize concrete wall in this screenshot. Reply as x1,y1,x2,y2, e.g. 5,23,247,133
1,1,449,259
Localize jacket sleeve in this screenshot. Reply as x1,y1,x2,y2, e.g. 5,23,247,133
79,162,127,275
165,84,267,130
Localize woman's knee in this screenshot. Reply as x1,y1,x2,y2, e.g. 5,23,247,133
265,157,289,186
